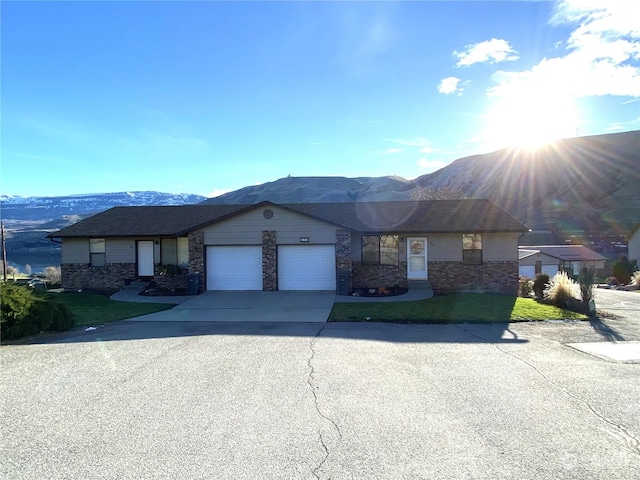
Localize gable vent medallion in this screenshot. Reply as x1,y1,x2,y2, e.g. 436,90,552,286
263,209,274,219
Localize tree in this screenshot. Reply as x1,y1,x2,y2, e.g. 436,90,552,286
612,256,638,284
44,266,61,285
24,264,32,276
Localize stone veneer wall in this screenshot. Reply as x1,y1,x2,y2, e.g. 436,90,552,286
428,261,519,295
336,230,352,292
189,231,205,294
352,261,409,289
262,231,277,291
61,263,136,290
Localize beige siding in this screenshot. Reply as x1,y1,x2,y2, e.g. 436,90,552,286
519,252,559,266
483,233,519,261
199,206,337,245
429,234,462,261
61,239,90,264
629,228,640,263
106,239,136,263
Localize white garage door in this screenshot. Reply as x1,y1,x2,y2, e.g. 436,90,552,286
519,266,535,278
206,246,262,290
278,245,336,291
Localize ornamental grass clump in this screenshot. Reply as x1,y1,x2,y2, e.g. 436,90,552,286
578,266,596,315
544,271,578,309
631,271,640,288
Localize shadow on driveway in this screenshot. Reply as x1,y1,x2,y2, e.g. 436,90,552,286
5,320,528,346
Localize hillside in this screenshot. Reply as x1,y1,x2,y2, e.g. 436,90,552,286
202,130,639,250
2,192,206,271
414,130,640,233
3,131,638,271
1,191,206,222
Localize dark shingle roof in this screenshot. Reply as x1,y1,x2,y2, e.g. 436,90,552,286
49,200,528,238
283,200,528,233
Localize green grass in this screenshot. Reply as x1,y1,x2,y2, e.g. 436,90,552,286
329,293,587,323
46,292,175,326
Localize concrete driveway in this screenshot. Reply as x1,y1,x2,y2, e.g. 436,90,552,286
129,290,336,323
3,320,640,479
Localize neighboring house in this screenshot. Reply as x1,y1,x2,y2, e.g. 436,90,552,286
48,200,529,295
518,245,607,278
629,223,640,264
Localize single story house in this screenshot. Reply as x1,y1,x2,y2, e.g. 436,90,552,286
518,245,607,278
48,200,529,295
629,223,640,264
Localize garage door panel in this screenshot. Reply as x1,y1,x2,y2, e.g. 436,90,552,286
278,245,336,291
207,246,262,291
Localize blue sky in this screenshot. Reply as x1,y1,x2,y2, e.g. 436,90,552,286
2,1,639,198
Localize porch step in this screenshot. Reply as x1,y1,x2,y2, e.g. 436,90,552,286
408,280,432,290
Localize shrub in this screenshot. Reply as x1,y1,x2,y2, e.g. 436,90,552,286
612,256,638,284
1,283,75,340
631,271,640,288
533,273,550,299
578,266,596,314
519,277,532,297
44,266,62,285
606,276,619,287
544,272,578,308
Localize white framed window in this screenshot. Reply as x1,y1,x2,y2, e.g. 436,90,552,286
362,235,399,265
462,233,482,265
89,238,106,267
160,238,189,266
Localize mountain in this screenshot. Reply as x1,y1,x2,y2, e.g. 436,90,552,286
2,191,206,272
202,130,639,251
3,131,638,271
413,130,640,235
202,175,415,204
1,191,207,222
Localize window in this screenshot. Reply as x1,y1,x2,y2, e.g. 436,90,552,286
89,238,106,267
362,235,399,265
161,238,189,266
462,233,482,265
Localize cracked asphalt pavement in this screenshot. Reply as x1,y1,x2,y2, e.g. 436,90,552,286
2,301,639,479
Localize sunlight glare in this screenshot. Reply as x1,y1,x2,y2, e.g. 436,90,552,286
483,93,580,151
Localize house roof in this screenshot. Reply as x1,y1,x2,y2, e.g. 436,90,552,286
49,199,529,238
518,249,539,260
518,245,608,262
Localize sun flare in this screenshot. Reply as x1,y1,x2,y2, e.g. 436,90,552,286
483,94,580,151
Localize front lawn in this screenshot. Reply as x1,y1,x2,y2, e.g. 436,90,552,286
47,292,175,326
329,293,587,323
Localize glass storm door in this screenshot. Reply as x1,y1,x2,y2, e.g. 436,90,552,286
137,240,154,277
407,237,428,279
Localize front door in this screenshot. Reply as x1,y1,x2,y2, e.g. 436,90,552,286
407,237,428,279
137,240,155,277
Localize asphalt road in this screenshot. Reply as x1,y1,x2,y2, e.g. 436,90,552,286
1,292,639,479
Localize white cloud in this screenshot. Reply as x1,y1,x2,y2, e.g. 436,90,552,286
416,158,447,172
454,38,519,67
385,137,433,148
383,148,403,154
437,77,463,95
419,146,439,154
489,2,640,100
206,188,232,198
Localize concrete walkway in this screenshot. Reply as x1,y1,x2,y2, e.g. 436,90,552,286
110,282,433,323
